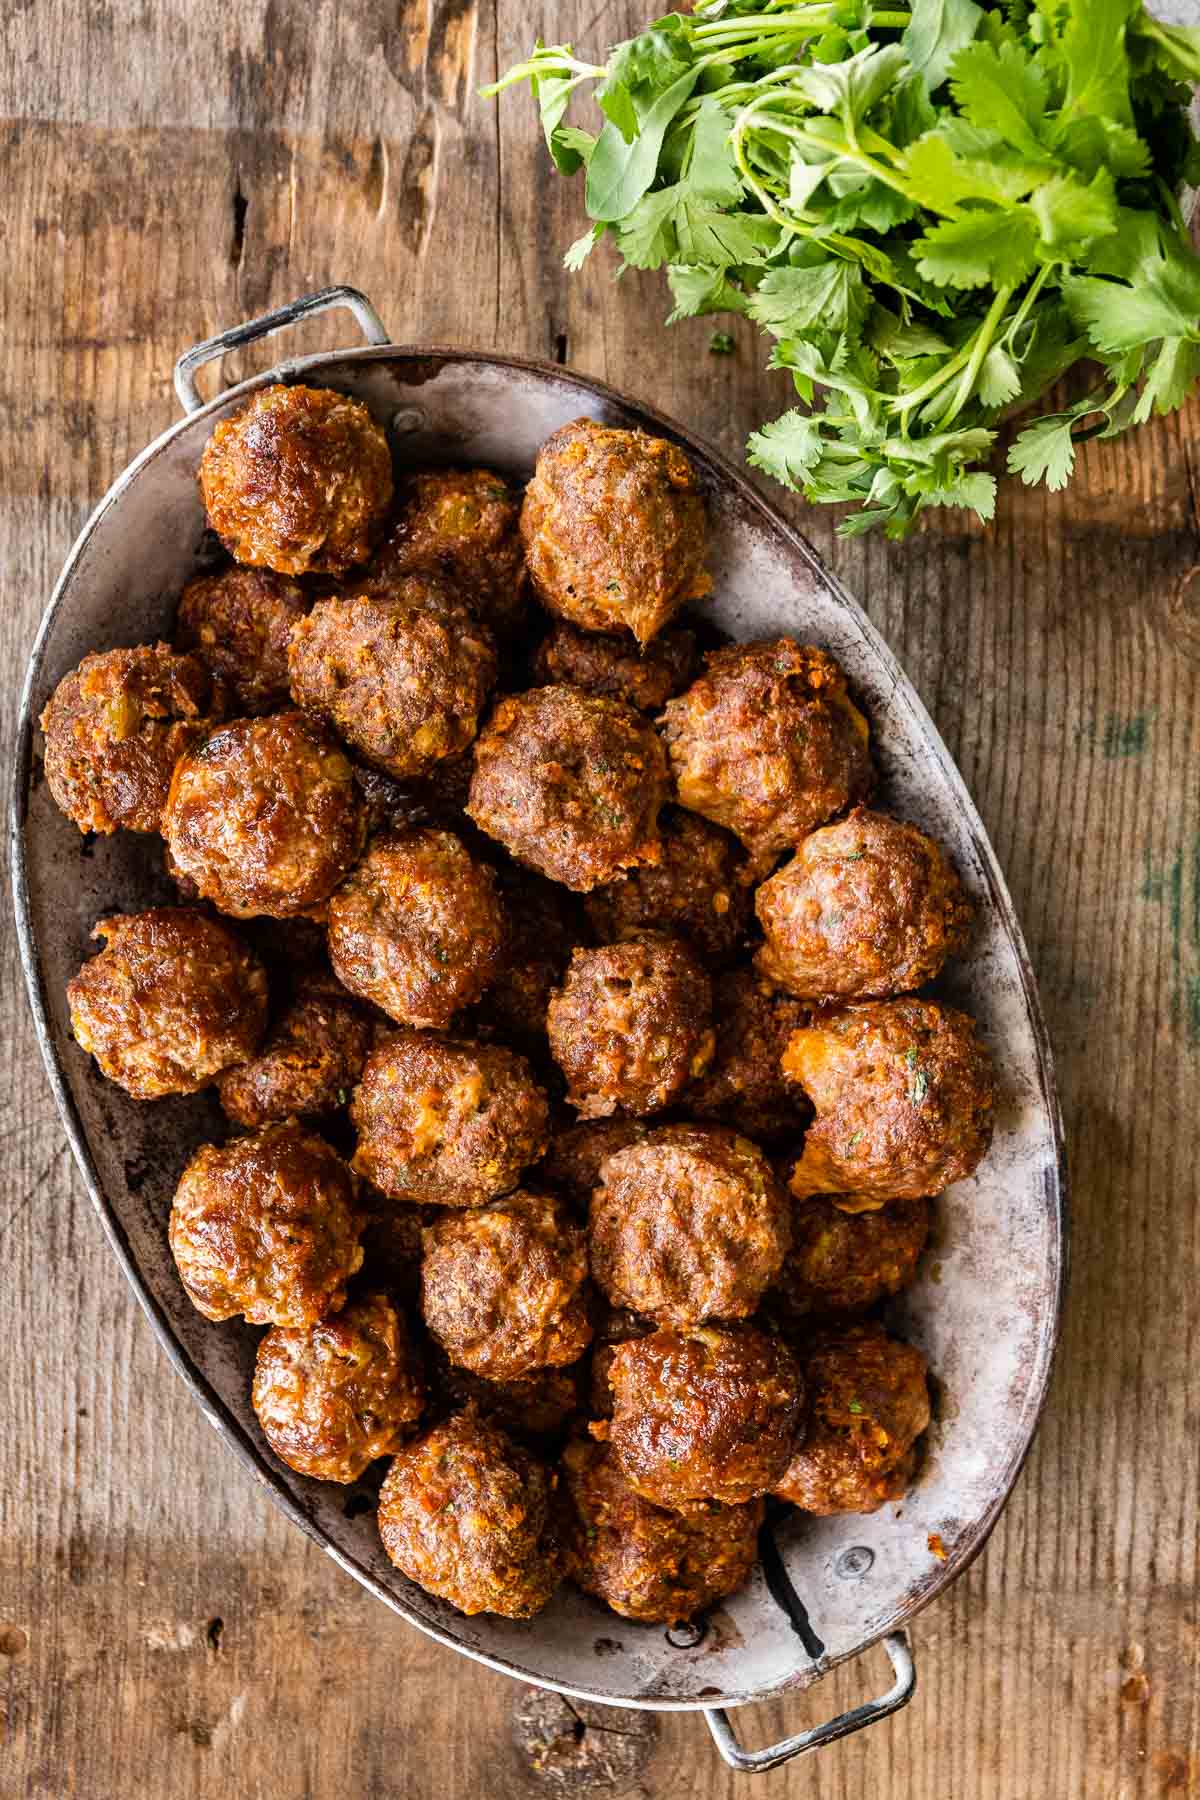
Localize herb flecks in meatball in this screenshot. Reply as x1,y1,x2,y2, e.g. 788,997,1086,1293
783,998,997,1203
373,467,528,634
661,639,872,871
467,685,668,892
40,643,224,835
768,1195,931,1323
533,620,698,712
521,418,711,644
351,1031,548,1208
252,1291,424,1484
217,970,374,1128
169,1122,363,1328
686,968,809,1145
68,908,268,1100
377,1408,561,1618
590,1125,791,1326
328,830,505,1029
756,809,972,1002
176,566,310,716
421,1190,591,1380
585,807,751,967
199,384,392,577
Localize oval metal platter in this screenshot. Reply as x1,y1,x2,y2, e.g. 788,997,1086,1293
11,341,1066,1714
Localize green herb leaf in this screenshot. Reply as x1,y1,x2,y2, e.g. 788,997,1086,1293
710,330,736,355
948,40,1049,161
913,210,1039,289
902,0,984,94
747,261,871,343
1006,413,1078,491
586,65,700,222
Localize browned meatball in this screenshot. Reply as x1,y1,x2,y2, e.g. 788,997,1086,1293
40,643,224,835
588,1304,655,1418
421,1190,591,1380
548,936,714,1118
755,810,972,1002
327,830,505,1029
251,1291,425,1483
424,1342,584,1443
768,1195,931,1323
563,1436,762,1624
67,908,268,1099
163,711,365,920
288,575,496,781
373,467,528,634
199,384,393,577
217,971,374,1127
532,620,698,711
686,968,809,1144
590,1125,791,1326
604,1325,804,1507
783,999,996,1203
175,565,310,715
169,1122,363,1327
775,1322,930,1514
351,1031,548,1208
467,686,668,892
661,640,873,871
585,808,751,967
471,865,584,1050
521,418,711,643
538,1119,649,1213
377,1408,561,1617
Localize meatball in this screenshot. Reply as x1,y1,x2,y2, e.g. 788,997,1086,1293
288,575,496,781
199,383,393,577
425,1343,584,1443
421,1190,591,1380
217,970,374,1127
588,1304,654,1418
351,1031,548,1208
755,810,972,1002
521,418,711,643
471,866,584,1050
538,1119,648,1213
604,1325,804,1507
373,467,528,634
768,1195,931,1323
175,565,310,715
40,643,224,835
377,1408,561,1618
589,1125,791,1326
547,936,714,1118
783,999,997,1203
563,1436,762,1625
661,640,872,871
327,830,505,1029
163,711,365,920
252,1291,425,1483
775,1322,930,1514
585,807,751,967
686,968,809,1144
169,1122,363,1327
532,620,698,712
467,685,668,892
67,908,268,1100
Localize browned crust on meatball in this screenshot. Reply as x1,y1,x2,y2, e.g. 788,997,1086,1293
67,908,268,1100
660,640,873,870
176,565,310,716
588,1305,655,1418
775,1322,930,1514
520,418,711,644
563,1435,762,1624
589,1125,791,1326
372,467,528,634
755,809,973,1002
532,620,698,712
604,1325,804,1507
421,1190,591,1381
537,1120,649,1213
251,1290,425,1483
351,749,477,838
217,971,374,1127
466,686,668,893
470,865,585,1051
288,576,496,781
768,1195,931,1323
351,1031,549,1209
40,643,224,835
199,384,393,577
163,711,365,920
169,1122,363,1327
585,807,751,967
424,1342,584,1443
547,935,714,1118
327,830,505,1029
686,967,810,1145
377,1408,561,1618
783,999,997,1202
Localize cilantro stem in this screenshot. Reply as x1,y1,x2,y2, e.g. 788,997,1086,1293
936,284,1014,424
1001,264,1052,353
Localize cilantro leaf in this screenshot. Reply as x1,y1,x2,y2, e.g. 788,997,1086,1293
1029,169,1119,255
586,66,700,221
1064,240,1200,352
563,224,604,270
1058,0,1138,131
948,41,1049,161
1007,414,1077,490
746,261,870,343
902,0,984,94
746,411,827,489
914,210,1039,289
978,343,1022,407
687,99,742,205
666,262,748,322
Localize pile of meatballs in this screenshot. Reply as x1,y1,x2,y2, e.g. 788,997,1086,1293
42,381,997,1629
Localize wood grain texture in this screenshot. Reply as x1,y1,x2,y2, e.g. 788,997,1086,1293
1,2,1199,1795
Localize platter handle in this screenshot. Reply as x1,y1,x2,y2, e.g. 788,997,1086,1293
702,1631,915,1775
173,286,391,413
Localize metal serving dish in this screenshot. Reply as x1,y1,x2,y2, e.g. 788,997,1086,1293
11,287,1066,1773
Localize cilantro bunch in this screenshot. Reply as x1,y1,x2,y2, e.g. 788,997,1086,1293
486,0,1200,536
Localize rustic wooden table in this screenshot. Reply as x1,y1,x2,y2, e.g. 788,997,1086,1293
3,5,1199,1797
